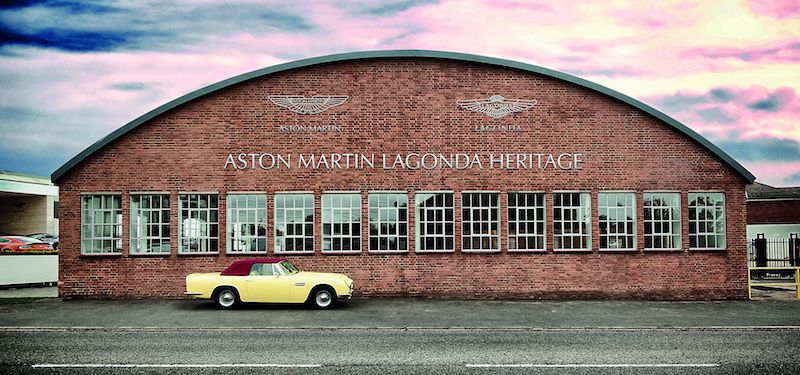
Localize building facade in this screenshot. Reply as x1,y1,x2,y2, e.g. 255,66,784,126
1,170,59,236
52,51,755,300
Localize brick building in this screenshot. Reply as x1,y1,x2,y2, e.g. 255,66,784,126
52,51,755,300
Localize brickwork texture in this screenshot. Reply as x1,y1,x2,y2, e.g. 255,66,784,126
56,58,749,300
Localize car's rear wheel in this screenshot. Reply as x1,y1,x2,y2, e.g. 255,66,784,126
214,287,239,310
311,287,336,309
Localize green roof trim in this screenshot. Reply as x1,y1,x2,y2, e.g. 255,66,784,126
51,49,755,183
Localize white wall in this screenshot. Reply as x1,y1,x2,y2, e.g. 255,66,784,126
0,255,58,286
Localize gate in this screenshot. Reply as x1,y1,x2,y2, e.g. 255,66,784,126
749,233,800,268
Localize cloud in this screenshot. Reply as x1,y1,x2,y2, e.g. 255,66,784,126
686,40,800,63
0,1,313,52
748,0,800,19
646,85,800,141
345,0,438,16
717,137,800,162
784,171,800,184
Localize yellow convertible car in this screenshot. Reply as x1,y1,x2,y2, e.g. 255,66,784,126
185,258,354,309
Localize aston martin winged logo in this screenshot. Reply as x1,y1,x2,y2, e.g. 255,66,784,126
268,95,348,115
457,95,537,118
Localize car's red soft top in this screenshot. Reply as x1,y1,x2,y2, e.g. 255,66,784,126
220,258,286,276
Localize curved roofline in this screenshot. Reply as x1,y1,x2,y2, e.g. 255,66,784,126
51,49,755,183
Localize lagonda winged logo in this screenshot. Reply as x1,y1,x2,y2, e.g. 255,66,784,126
268,95,348,115
457,95,537,118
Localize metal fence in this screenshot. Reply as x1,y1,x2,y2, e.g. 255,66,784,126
748,233,800,268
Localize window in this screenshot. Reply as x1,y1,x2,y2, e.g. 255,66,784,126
275,193,314,253
415,192,454,252
53,201,59,219
130,194,171,254
227,194,267,253
598,192,636,251
462,192,500,252
81,194,122,254
643,192,681,250
368,193,408,252
322,193,361,253
689,192,726,249
249,263,275,276
553,192,591,251
508,192,546,251
178,194,219,253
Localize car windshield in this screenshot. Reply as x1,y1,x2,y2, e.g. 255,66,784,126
280,260,299,274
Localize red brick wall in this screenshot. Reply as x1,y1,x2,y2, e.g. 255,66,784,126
56,58,749,300
747,200,800,224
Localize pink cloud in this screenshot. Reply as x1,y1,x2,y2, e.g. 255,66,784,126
749,0,800,19
686,40,800,63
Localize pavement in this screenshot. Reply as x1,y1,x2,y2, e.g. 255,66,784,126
1,289,799,374
0,293,799,329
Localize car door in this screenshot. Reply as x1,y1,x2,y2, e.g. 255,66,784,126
244,263,295,303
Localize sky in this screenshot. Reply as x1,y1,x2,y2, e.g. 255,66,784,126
0,0,799,186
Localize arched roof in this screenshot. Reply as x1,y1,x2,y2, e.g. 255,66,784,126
51,50,755,183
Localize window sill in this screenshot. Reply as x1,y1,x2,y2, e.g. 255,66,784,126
507,249,547,253
415,250,455,254
129,252,171,257
599,249,639,252
177,252,219,256
322,250,362,255
552,249,593,253
644,248,684,252
461,249,501,254
274,251,315,255
226,251,269,256
79,253,123,258
689,248,728,251
368,250,409,255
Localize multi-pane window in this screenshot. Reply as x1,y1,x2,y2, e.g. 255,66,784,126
275,193,314,253
644,192,681,250
508,192,546,251
227,194,267,253
689,192,726,249
462,192,500,251
415,192,454,252
81,195,122,254
598,192,637,251
130,194,170,254
322,193,361,253
178,194,219,253
553,192,592,251
368,193,408,252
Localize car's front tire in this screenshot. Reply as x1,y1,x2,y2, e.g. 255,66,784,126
310,286,336,309
214,287,239,310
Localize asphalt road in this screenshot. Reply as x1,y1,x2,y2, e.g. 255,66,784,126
1,328,799,374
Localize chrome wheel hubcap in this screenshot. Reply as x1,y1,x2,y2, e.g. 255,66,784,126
219,291,235,307
316,291,332,307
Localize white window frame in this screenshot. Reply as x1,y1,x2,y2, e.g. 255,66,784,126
274,192,315,254
552,191,592,251
415,191,455,253
598,191,637,251
461,191,500,253
507,191,546,252
643,191,682,251
130,193,171,254
80,193,122,254
226,193,268,254
178,193,219,254
368,192,409,253
688,192,726,250
322,192,362,254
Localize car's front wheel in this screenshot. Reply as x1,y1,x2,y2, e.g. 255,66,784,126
310,287,336,309
214,287,239,310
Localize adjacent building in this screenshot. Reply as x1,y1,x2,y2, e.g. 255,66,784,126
51,50,755,299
